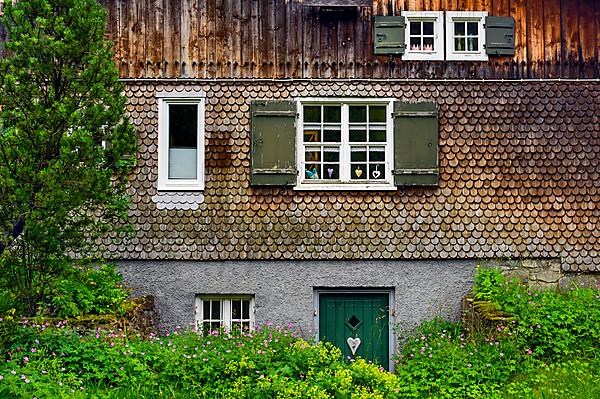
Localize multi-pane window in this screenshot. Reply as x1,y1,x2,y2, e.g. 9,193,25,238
409,20,435,52
157,92,205,191
402,11,444,61
298,100,394,190
445,12,488,61
195,296,255,334
454,21,479,51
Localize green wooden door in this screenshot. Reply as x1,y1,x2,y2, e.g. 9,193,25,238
319,293,390,369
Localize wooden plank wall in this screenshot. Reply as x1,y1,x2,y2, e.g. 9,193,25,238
105,0,600,78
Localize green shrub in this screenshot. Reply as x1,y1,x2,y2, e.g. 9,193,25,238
395,319,525,399
0,323,400,398
44,263,129,317
474,267,600,360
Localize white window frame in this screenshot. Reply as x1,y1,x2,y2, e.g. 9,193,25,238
194,295,256,333
157,91,205,191
445,11,488,61
295,98,395,191
401,11,444,61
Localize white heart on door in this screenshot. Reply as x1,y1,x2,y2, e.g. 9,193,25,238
347,337,361,356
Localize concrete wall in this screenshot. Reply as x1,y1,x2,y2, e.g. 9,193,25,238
118,260,477,336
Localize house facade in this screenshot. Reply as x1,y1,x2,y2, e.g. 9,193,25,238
100,0,598,369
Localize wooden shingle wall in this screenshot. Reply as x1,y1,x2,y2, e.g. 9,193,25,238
101,0,600,79
104,81,600,272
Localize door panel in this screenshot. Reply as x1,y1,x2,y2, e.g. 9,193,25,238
319,293,390,369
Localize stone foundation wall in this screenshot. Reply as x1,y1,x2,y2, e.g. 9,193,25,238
482,258,600,290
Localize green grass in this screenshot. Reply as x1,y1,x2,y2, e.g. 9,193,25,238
501,357,600,399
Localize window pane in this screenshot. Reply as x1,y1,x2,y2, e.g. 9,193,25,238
211,300,221,319
423,37,434,50
369,128,386,142
467,22,478,36
423,21,434,35
351,148,367,162
467,37,478,51
323,106,341,123
232,300,241,319
169,104,197,148
369,148,386,162
210,322,221,331
369,106,386,122
304,130,320,142
305,165,320,179
304,106,320,122
232,322,242,332
349,106,367,123
323,148,339,162
203,301,210,319
410,37,421,50
242,300,250,319
242,322,250,331
323,164,339,179
410,21,421,35
351,164,366,180
168,104,198,180
305,149,320,162
202,322,211,333
455,22,465,36
323,129,341,142
350,129,367,142
369,164,385,180
455,37,465,51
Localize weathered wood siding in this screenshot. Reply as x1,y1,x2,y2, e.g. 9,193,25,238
102,81,600,273
102,0,600,79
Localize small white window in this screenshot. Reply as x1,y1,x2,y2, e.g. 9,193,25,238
296,98,395,191
195,296,255,333
401,11,444,61
157,92,205,191
445,11,488,61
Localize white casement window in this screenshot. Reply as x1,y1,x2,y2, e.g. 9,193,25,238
445,11,488,61
195,296,255,333
296,99,395,191
401,11,444,61
157,92,205,191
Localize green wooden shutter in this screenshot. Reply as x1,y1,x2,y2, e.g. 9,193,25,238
393,102,438,186
373,16,406,56
250,100,297,186
485,16,515,56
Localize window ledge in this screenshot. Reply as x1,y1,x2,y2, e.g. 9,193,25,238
294,183,396,191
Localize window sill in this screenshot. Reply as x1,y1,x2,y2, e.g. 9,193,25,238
402,52,445,61
446,53,489,61
294,182,396,191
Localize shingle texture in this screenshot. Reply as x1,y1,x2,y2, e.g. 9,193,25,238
104,81,600,272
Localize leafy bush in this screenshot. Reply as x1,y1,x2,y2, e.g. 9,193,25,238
0,262,128,318
395,319,525,399
0,323,400,398
473,267,600,360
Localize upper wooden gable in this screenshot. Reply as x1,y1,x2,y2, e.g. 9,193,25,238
100,0,599,79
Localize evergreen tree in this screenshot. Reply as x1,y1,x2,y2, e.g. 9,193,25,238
0,0,136,314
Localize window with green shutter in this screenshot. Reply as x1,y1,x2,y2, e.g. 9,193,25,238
393,102,439,186
250,100,297,186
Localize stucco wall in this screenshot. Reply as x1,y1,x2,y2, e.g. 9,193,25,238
118,260,477,335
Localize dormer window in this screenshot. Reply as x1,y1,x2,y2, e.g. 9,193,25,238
401,11,444,61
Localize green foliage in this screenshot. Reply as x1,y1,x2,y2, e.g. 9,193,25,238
0,324,400,398
395,319,525,399
45,263,129,317
393,267,599,398
0,0,136,315
474,267,600,360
